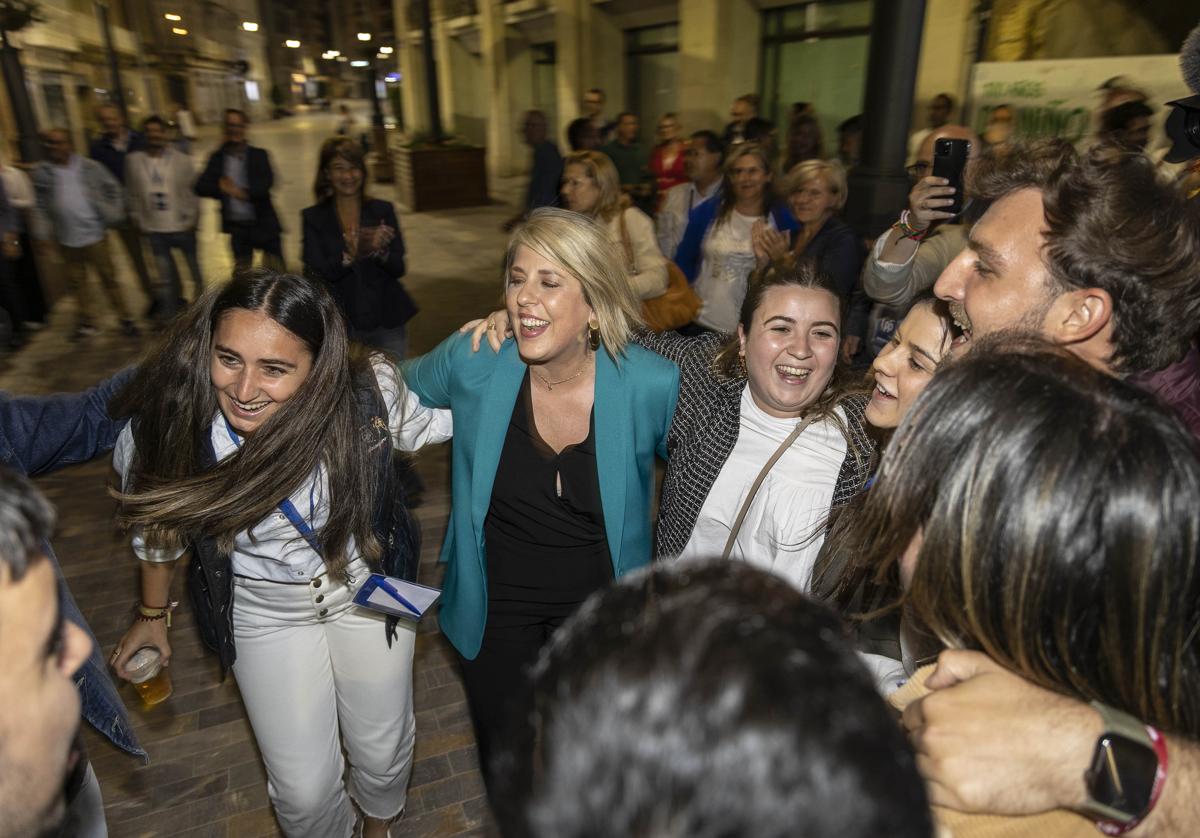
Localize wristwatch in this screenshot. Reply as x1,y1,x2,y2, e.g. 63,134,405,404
1079,701,1166,832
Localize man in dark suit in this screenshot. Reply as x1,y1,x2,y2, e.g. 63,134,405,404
722,94,774,148
194,109,283,271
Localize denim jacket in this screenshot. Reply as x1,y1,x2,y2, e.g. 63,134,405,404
0,368,145,759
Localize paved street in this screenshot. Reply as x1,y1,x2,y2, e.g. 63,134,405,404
1,103,523,837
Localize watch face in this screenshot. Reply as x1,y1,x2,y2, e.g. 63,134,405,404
1087,735,1158,816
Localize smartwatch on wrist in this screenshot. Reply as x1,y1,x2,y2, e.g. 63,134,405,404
1079,701,1168,835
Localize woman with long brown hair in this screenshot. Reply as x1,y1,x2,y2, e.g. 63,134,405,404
673,143,799,334
302,137,415,358
818,341,1200,835
108,270,451,837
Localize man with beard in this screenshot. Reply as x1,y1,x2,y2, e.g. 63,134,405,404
0,468,92,838
906,137,1200,836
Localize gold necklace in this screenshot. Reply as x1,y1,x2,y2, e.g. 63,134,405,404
534,356,591,391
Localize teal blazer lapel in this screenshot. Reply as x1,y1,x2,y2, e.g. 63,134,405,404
470,343,526,537
593,350,629,572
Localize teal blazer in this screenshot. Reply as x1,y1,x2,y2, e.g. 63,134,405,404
402,331,679,659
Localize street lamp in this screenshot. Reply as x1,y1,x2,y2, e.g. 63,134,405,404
357,32,371,41
242,21,259,32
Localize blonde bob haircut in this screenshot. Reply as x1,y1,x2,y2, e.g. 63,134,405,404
784,159,848,211
562,150,625,222
505,207,643,358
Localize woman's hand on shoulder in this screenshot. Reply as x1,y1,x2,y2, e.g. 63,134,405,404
458,309,511,353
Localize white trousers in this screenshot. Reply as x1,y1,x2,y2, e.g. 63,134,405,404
231,562,417,838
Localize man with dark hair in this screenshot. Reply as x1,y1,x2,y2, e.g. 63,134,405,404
0,370,144,837
910,137,1200,834
194,108,283,271
0,467,95,838
600,112,652,209
656,129,724,259
1099,99,1155,153
126,115,201,321
581,88,613,144
907,92,956,165
500,561,933,838
722,93,774,147
502,110,562,232
89,103,156,316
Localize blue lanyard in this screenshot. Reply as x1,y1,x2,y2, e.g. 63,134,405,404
222,417,323,556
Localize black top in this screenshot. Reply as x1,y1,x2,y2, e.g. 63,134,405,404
484,373,612,619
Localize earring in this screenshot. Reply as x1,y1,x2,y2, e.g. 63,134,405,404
588,319,601,351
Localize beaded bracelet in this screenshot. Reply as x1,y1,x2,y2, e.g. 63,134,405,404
136,601,178,628
895,209,932,241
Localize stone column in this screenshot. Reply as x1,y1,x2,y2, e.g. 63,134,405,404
479,0,515,176
553,0,584,137
432,8,456,134
678,0,761,138
394,0,430,134
845,0,928,238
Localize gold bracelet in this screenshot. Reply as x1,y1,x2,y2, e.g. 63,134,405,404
136,601,178,628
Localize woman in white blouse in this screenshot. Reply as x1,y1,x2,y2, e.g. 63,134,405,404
559,150,669,301
109,270,451,838
469,260,872,592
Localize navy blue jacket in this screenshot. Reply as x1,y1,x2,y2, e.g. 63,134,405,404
89,130,146,183
798,216,869,340
194,143,282,235
673,197,800,283
301,199,417,332
0,369,144,759
525,140,563,213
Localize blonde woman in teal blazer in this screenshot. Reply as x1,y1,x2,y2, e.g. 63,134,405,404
401,208,678,777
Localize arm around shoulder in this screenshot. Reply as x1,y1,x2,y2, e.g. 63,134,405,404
399,330,476,409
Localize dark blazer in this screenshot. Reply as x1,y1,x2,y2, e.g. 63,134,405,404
799,216,869,340
301,198,416,331
194,143,281,235
89,129,146,182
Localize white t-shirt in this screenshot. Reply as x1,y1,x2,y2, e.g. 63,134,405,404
677,385,848,591
694,210,768,333
114,357,453,582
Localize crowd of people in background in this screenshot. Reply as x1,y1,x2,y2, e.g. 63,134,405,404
4,50,1200,838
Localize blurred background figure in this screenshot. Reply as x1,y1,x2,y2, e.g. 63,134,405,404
171,101,196,155
559,150,668,302
125,116,202,323
602,112,654,213
837,114,864,169
723,93,775,148
656,129,724,260
980,103,1016,156
303,137,413,359
565,117,601,152
90,103,157,319
649,112,688,213
784,111,823,171
503,110,562,232
907,93,955,165
1098,100,1155,154
582,88,613,144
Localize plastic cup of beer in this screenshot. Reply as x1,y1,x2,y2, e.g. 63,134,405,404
126,646,173,707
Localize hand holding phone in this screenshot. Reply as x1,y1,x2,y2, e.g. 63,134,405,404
931,137,971,217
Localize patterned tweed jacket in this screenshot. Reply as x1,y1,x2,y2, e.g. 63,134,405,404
637,329,876,559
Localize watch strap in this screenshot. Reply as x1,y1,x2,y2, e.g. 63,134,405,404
1081,702,1168,835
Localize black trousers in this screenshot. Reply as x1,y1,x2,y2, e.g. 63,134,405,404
229,223,283,272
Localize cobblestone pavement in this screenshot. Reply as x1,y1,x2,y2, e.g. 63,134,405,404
1,103,522,837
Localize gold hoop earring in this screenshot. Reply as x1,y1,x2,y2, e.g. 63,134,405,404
588,321,601,351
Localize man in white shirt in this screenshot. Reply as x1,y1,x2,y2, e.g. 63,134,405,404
126,116,202,321
32,129,137,341
656,130,724,260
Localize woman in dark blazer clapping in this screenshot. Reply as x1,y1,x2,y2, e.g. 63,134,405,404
302,138,417,358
